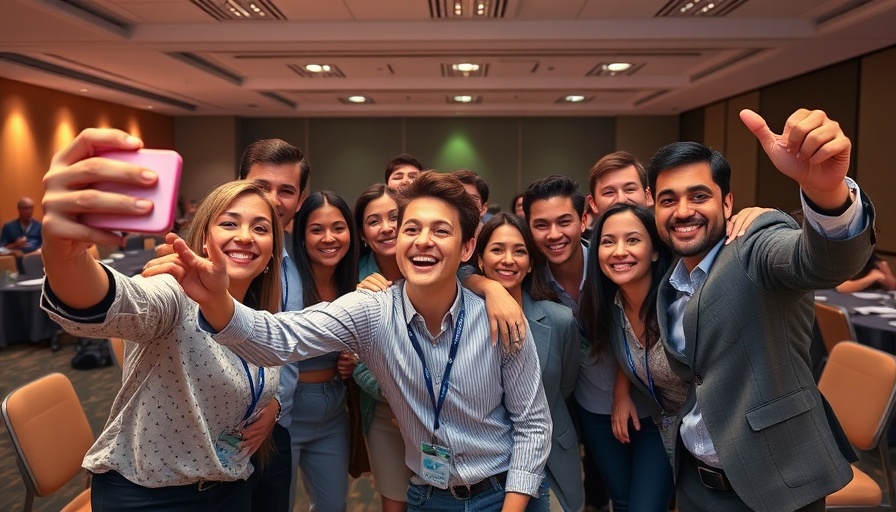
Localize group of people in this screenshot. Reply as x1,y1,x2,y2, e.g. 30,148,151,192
36,106,875,512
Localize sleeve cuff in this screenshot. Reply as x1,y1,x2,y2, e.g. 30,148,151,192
800,177,865,239
504,470,544,498
41,264,117,323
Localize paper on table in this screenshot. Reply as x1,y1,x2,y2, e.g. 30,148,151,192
853,306,896,316
109,253,125,260
815,295,828,302
853,292,890,300
16,278,45,287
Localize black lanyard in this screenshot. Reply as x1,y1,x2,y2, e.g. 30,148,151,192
404,292,465,432
238,357,265,422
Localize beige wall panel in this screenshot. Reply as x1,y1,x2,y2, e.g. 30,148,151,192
173,117,239,205
725,92,761,209
614,116,680,169
858,47,896,254
703,101,727,153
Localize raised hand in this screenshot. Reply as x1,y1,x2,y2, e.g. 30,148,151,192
42,129,152,259
740,109,851,211
169,235,230,307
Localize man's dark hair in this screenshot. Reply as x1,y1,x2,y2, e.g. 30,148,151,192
647,142,731,197
450,169,490,203
239,139,310,194
396,171,480,243
384,154,424,182
588,151,648,194
522,174,586,219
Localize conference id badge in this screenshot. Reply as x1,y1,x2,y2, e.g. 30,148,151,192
215,430,242,467
420,442,452,487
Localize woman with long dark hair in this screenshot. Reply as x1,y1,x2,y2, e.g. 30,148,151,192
279,190,359,511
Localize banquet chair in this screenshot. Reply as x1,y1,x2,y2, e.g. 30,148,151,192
20,252,43,276
0,253,17,274
820,341,896,508
1,373,94,512
816,302,858,355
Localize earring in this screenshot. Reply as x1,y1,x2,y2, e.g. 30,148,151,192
651,253,658,262
527,267,533,273
264,265,270,274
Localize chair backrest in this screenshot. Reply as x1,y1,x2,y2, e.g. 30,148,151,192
815,302,857,355
1,373,94,502
87,245,100,259
123,234,144,251
20,252,43,276
819,342,896,451
96,244,116,260
109,337,125,369
0,254,17,274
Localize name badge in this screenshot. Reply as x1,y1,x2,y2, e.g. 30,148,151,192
215,430,243,467
420,442,452,488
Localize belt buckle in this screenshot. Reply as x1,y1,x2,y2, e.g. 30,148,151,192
697,466,730,492
450,484,472,500
197,480,219,492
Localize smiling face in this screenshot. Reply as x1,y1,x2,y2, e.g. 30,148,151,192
528,196,585,267
654,162,732,270
246,161,303,228
589,165,653,214
361,194,398,257
206,193,275,292
479,224,530,296
304,200,351,273
387,165,420,189
396,197,473,291
597,210,656,289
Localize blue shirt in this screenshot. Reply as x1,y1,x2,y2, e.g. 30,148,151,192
205,281,551,496
0,219,42,253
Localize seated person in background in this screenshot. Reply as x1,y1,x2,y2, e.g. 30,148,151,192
1,197,42,257
40,128,283,509
836,252,896,293
385,153,425,189
162,171,552,512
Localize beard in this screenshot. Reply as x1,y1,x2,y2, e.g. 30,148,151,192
664,214,726,258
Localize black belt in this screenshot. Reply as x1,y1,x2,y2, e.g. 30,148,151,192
684,450,732,492
434,471,508,499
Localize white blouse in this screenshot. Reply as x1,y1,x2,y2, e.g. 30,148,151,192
42,268,279,488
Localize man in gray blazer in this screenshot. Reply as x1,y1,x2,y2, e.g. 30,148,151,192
647,108,875,512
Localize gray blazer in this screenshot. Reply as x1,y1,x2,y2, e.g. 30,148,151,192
523,292,583,512
657,205,875,512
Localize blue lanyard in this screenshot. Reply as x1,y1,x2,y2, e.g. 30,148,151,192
622,332,664,414
239,358,265,422
404,293,465,432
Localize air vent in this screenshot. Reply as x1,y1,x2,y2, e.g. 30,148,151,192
287,64,346,78
656,0,747,17
441,63,489,77
586,63,645,77
191,0,286,20
0,52,195,111
429,0,508,18
258,92,296,108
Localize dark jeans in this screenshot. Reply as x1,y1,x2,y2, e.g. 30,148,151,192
578,405,674,512
91,470,251,511
247,423,292,512
406,478,550,511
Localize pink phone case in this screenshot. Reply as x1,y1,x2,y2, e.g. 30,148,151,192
80,149,183,234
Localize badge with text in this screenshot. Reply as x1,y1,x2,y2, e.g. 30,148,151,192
420,442,452,487
215,430,243,467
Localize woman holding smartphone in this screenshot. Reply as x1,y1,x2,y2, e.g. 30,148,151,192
473,212,582,512
41,130,282,511
278,190,358,511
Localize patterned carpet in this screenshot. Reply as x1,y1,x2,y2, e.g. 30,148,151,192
0,337,378,512
2,337,894,511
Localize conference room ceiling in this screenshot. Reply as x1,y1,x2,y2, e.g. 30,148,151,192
1,0,894,117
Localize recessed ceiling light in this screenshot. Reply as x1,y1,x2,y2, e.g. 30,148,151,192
606,62,632,72
564,95,586,103
147,106,154,109
79,88,88,93
453,95,474,103
347,95,367,103
452,63,480,73
304,64,331,73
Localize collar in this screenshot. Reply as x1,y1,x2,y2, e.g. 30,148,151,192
401,279,464,332
669,239,725,295
544,242,589,295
